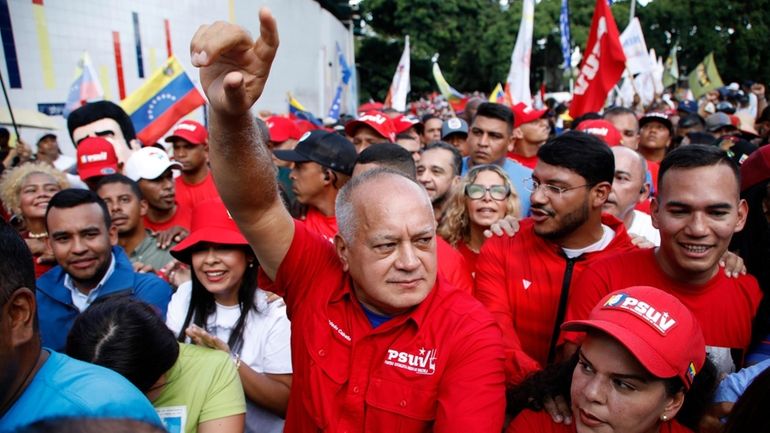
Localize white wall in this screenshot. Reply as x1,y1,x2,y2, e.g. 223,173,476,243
0,0,356,153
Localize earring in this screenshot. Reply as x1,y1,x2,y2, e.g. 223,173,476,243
661,415,668,422
248,262,255,268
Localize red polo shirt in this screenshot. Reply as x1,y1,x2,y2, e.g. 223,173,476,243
259,220,506,433
475,215,636,385
562,248,763,369
175,171,220,210
143,204,192,232
507,409,693,433
300,207,338,241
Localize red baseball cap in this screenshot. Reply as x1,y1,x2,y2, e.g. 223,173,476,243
170,199,249,264
344,111,397,142
267,116,302,143
562,286,706,390
391,114,422,134
576,119,622,146
740,144,770,191
512,103,548,128
76,137,119,180
164,120,208,145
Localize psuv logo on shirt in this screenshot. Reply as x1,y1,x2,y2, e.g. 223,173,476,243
602,293,677,335
384,347,438,375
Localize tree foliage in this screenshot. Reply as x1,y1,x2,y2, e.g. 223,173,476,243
355,0,770,103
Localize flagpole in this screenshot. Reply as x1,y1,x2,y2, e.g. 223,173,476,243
0,70,20,138
629,0,636,21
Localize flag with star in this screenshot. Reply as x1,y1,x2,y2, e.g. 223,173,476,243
120,56,205,145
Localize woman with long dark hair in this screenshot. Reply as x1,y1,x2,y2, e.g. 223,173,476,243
166,199,291,433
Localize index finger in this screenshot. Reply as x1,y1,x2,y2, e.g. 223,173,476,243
190,8,278,67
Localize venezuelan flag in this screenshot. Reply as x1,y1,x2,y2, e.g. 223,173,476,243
288,94,322,126
432,62,468,113
489,83,506,104
120,56,205,145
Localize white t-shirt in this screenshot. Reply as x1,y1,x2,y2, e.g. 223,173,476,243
166,281,292,433
628,210,661,247
562,224,616,259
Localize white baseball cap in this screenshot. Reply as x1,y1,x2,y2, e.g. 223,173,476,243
124,147,182,181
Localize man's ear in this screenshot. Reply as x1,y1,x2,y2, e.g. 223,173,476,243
592,181,612,209
6,288,36,347
108,223,119,246
334,234,350,272
637,182,651,203
512,127,523,140
650,197,660,229
139,199,149,217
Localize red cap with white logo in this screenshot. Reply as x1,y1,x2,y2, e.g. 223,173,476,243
164,120,208,146
344,111,397,142
512,103,548,128
576,119,622,146
561,286,705,390
76,137,119,180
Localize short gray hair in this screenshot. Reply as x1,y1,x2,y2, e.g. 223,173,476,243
335,167,427,242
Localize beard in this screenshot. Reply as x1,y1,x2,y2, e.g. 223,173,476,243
534,200,590,242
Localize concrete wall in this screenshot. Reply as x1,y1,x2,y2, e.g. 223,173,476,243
0,0,356,152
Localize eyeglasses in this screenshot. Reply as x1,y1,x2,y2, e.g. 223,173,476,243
465,184,510,201
523,178,592,198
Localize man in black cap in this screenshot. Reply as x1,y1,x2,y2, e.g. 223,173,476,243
441,117,470,156
274,130,357,241
638,112,673,163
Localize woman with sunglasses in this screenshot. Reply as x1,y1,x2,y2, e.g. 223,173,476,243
166,199,292,433
438,164,521,275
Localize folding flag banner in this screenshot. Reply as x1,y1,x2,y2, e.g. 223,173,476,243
64,52,103,117
662,44,679,88
120,56,205,145
288,94,322,126
506,0,534,105
620,17,654,75
327,84,343,121
559,0,571,70
384,36,411,112
569,0,626,117
432,62,467,112
489,83,505,103
336,42,352,85
688,52,723,99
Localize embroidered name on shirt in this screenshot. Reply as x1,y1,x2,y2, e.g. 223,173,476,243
328,319,351,341
384,347,437,375
602,293,677,334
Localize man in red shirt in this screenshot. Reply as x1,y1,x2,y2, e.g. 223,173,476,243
164,120,220,209
274,130,356,241
191,13,506,432
561,144,762,375
509,103,550,169
475,131,636,385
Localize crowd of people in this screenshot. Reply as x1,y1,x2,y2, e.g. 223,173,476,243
3,8,770,433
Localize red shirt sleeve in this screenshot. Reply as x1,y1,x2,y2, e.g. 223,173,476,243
474,235,541,385
560,262,613,345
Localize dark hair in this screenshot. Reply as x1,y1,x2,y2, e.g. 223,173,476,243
422,141,463,176
67,101,136,146
421,113,440,124
506,351,718,432
658,144,740,196
723,365,770,433
0,127,10,143
178,246,259,356
45,188,111,231
16,418,167,433
603,106,637,119
678,113,706,129
473,103,514,133
95,174,144,200
0,219,36,306
537,131,614,185
356,143,416,179
66,296,179,393
571,112,603,130
395,132,419,141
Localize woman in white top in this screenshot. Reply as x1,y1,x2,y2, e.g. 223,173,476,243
166,199,291,433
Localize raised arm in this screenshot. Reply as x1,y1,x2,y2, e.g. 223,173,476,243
190,9,293,279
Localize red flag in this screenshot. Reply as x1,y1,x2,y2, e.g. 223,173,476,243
569,0,626,118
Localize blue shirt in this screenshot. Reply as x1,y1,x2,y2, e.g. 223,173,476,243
0,350,162,432
713,358,770,403
461,156,532,216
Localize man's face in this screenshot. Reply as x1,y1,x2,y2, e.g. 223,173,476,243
336,176,437,316
47,203,117,286
351,125,386,153
416,148,457,206
36,137,60,162
289,161,326,205
604,148,647,222
639,121,671,154
97,182,147,235
172,139,208,173
607,113,640,150
468,115,513,165
422,118,443,144
652,164,747,284
530,161,599,245
137,169,176,211
72,118,134,165
517,118,551,145
445,133,470,156
396,137,422,162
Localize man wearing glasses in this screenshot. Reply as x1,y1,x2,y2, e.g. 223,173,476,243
475,131,636,386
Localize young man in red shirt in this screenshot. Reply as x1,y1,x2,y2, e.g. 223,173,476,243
509,103,550,169
192,13,507,432
475,131,636,385
561,144,762,376
165,120,220,209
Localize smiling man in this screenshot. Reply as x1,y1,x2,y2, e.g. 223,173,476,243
191,11,507,432
563,144,762,376
35,188,171,351
475,131,636,385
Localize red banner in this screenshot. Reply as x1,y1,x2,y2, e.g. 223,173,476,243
569,0,626,118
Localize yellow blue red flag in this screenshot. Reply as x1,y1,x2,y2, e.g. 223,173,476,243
120,56,205,145
288,94,321,126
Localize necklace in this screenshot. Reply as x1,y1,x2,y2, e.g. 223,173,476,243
27,231,48,239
